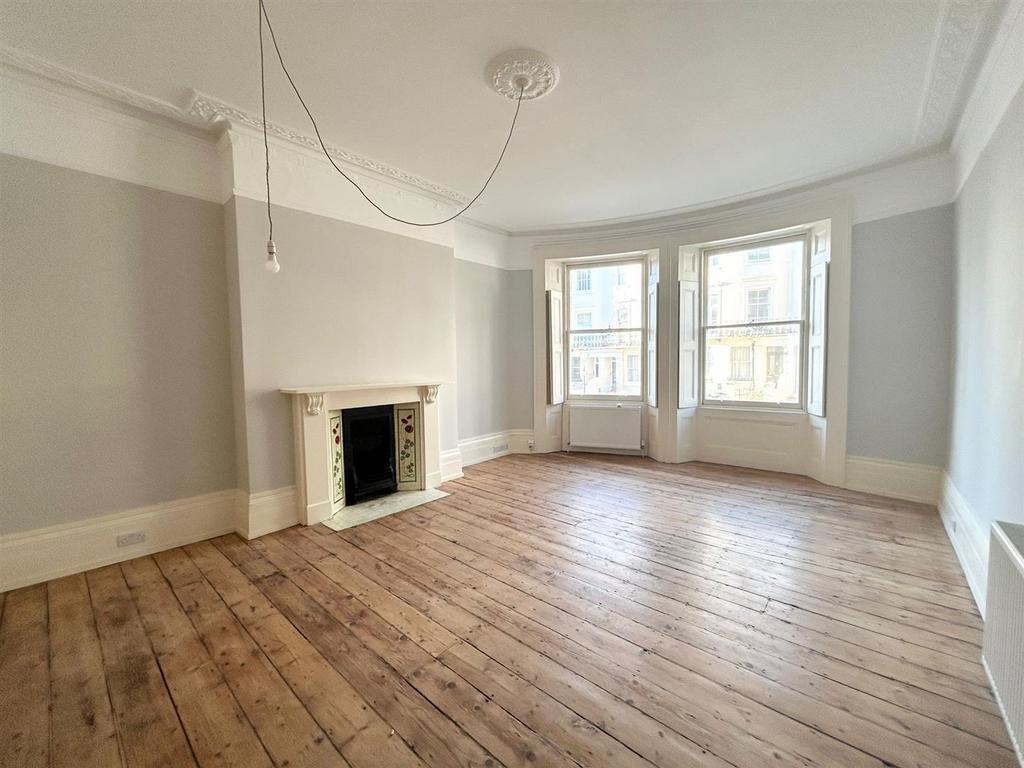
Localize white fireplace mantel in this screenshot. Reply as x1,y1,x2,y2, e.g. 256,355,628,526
281,382,449,527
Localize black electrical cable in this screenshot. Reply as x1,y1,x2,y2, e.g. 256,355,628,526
257,0,524,229
258,0,273,240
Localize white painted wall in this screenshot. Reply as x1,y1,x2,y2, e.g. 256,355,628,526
454,221,531,270
936,0,1024,613
945,82,1024,608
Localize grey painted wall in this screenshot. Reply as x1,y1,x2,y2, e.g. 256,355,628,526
847,204,954,465
948,84,1024,535
229,197,457,493
455,260,533,440
1,155,235,533
223,201,250,491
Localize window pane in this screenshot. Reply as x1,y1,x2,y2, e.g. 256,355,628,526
568,330,642,397
704,323,800,404
627,354,640,383
569,262,642,330
706,240,803,325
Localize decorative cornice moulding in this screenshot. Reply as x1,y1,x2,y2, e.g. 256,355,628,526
1,67,222,203
186,91,469,206
950,0,1024,192
0,43,471,209
0,45,203,128
914,0,996,147
1,23,1004,240
224,127,456,247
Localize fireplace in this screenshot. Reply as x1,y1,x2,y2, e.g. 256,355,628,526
280,383,444,528
342,405,397,503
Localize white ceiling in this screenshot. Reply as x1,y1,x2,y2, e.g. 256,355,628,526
0,1,1003,231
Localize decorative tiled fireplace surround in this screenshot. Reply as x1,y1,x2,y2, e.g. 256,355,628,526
280,383,444,527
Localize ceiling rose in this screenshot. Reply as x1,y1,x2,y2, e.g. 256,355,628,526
486,48,560,101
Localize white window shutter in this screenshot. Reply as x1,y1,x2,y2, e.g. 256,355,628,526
678,249,700,408
807,260,828,417
546,288,564,405
646,255,659,407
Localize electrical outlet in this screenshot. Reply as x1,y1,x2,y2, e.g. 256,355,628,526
117,531,147,548
527,440,535,451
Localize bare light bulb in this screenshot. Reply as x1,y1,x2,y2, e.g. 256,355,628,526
265,240,281,273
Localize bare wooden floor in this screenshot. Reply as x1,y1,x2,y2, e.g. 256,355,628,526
0,454,1015,768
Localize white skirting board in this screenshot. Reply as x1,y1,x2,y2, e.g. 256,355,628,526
843,456,942,504
440,448,464,482
238,486,298,540
3,448,969,597
938,472,989,616
0,485,306,591
841,459,988,615
0,489,237,592
1,437,545,593
457,429,534,470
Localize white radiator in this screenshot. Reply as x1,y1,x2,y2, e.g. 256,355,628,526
984,521,1024,766
567,402,642,451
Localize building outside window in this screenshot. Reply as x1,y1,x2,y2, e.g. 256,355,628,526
766,346,784,381
627,353,640,383
702,237,804,406
566,260,644,398
747,287,772,322
730,347,752,379
708,293,721,325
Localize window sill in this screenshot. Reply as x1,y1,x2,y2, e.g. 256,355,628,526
699,403,804,412
566,397,644,405
696,405,807,423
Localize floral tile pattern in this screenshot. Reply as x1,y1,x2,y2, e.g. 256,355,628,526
330,413,344,505
397,407,417,484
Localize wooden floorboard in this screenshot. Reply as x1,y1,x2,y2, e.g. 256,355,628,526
0,454,1015,768
0,584,50,768
47,574,121,768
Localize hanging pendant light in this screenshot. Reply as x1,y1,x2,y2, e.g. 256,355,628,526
265,240,280,273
